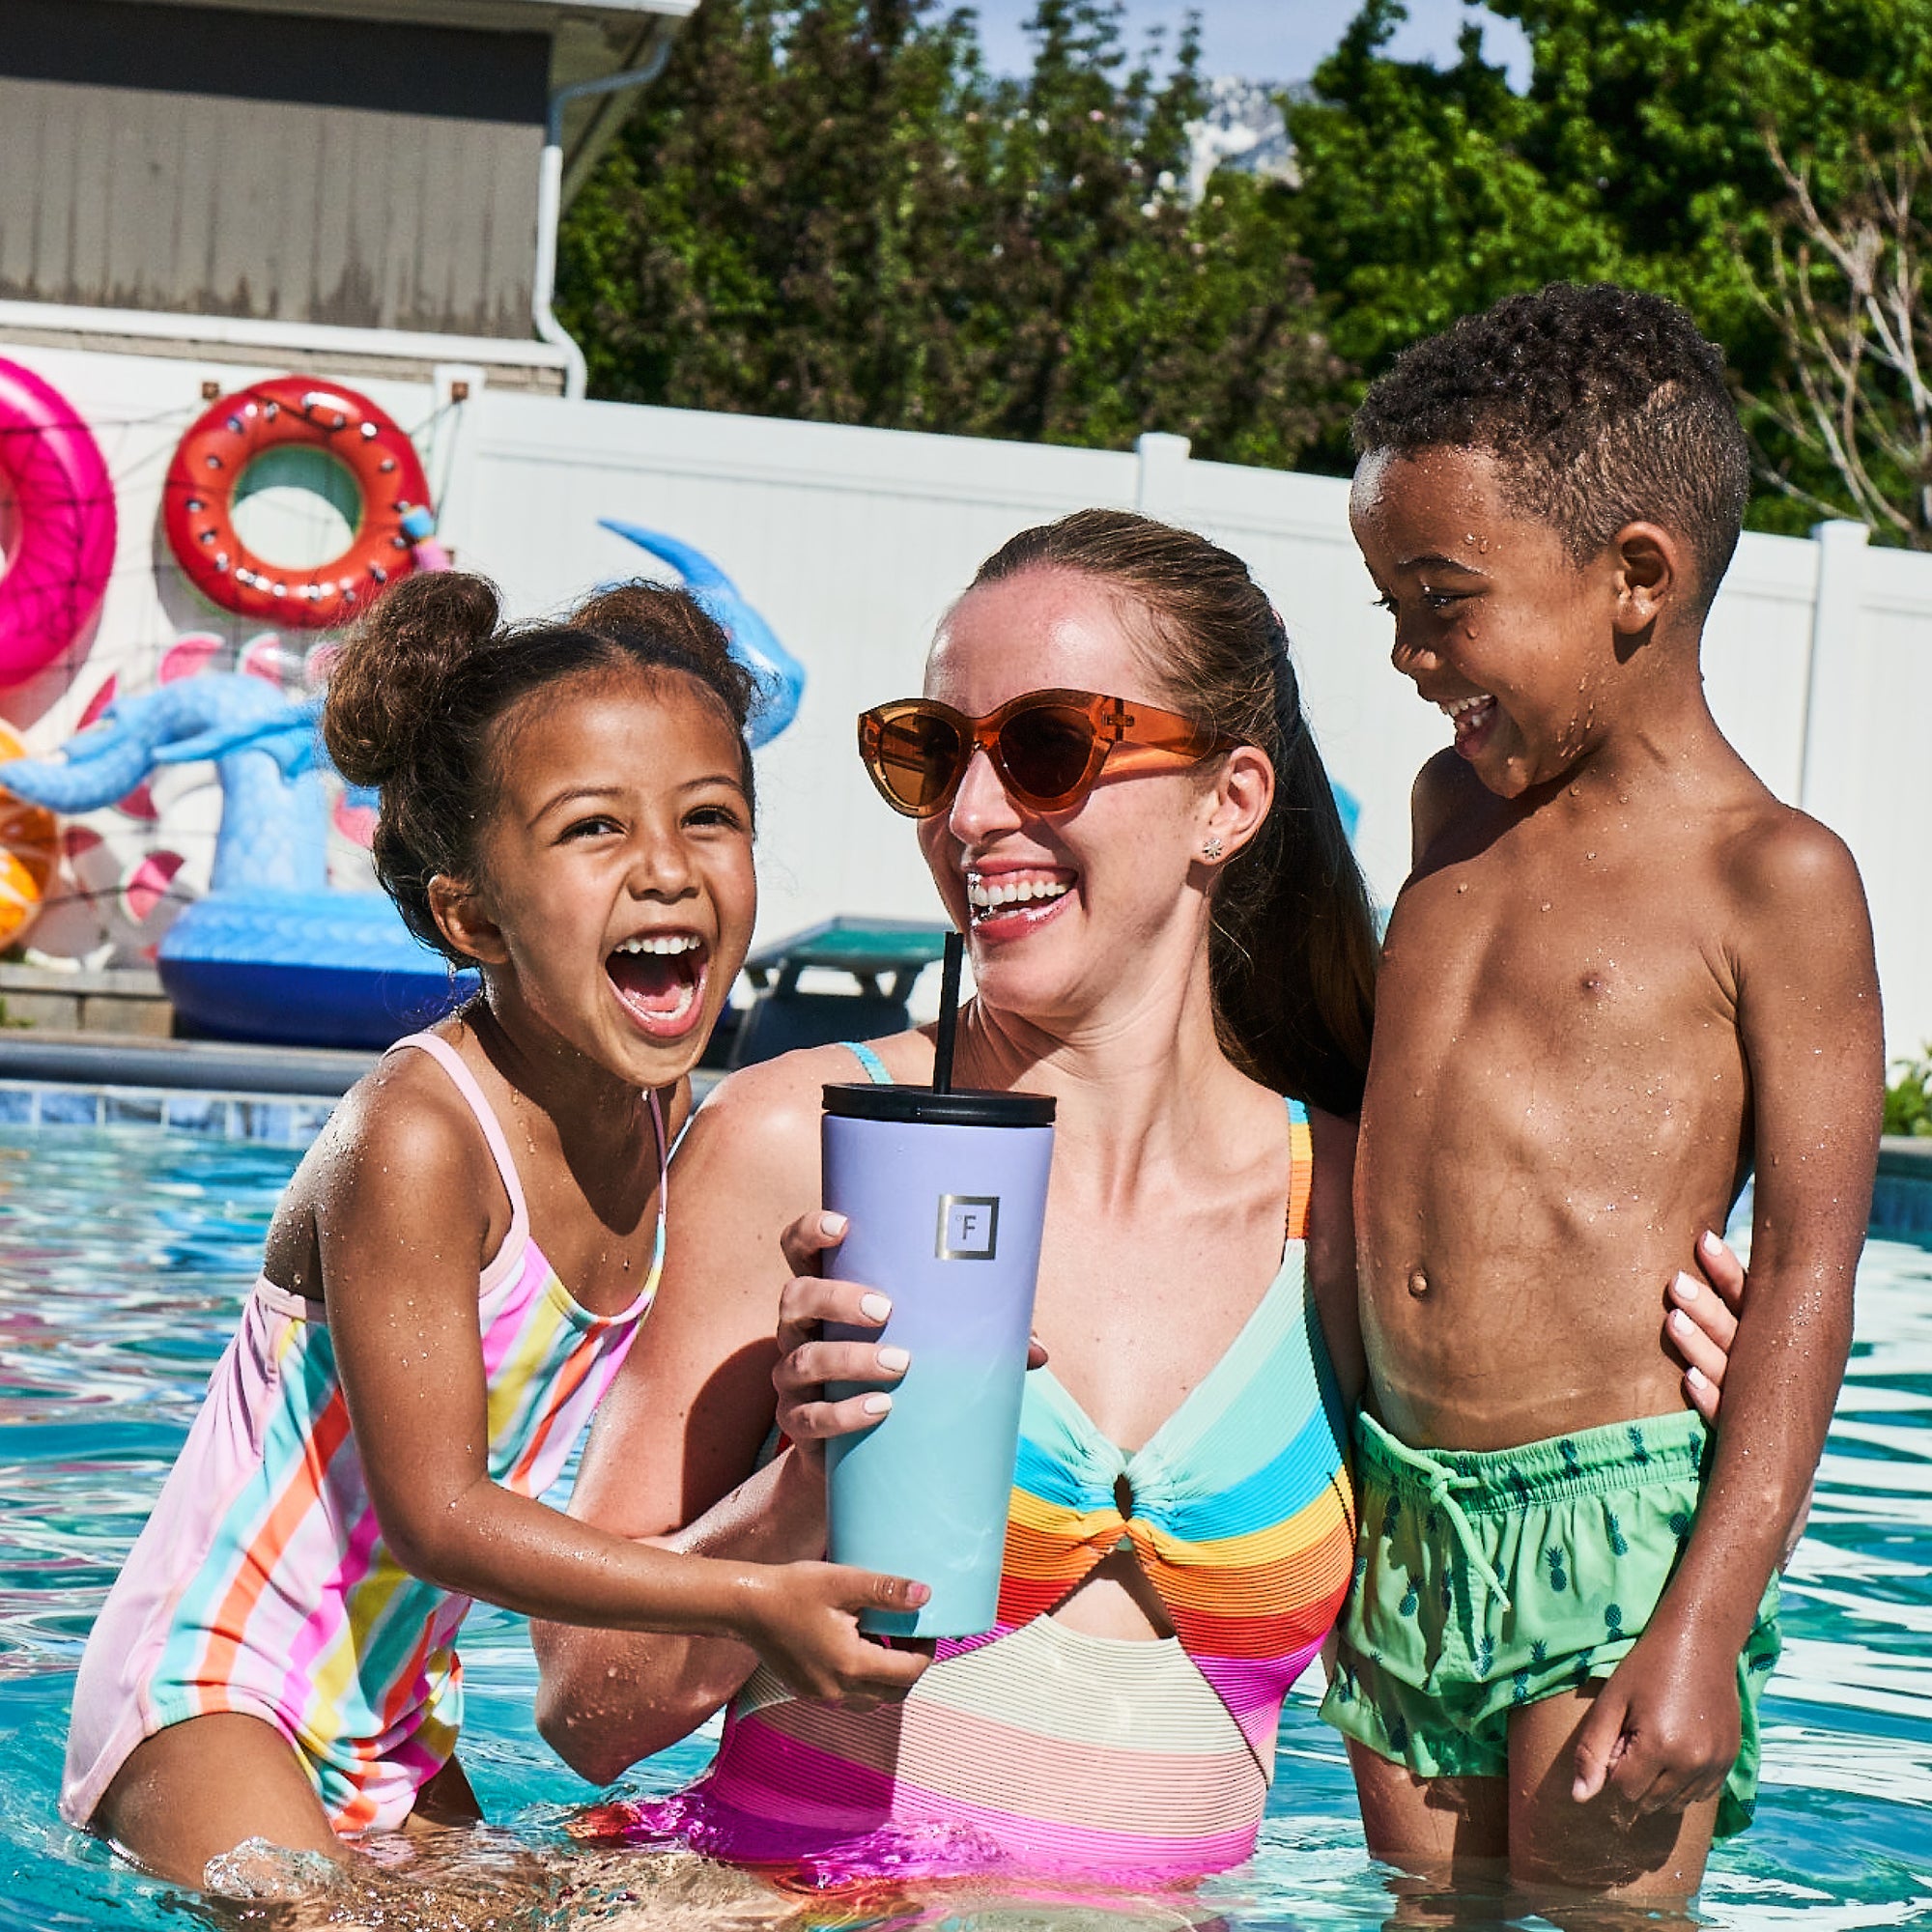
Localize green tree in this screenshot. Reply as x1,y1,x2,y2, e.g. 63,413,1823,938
557,0,1345,465
1280,0,1932,522
1282,1,1614,381
1744,125,1932,543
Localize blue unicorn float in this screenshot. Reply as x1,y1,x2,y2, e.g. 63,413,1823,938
0,532,804,1049
0,673,468,1047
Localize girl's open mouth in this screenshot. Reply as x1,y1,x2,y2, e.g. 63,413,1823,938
607,931,708,1039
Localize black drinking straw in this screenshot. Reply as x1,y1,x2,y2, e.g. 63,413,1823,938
932,928,964,1094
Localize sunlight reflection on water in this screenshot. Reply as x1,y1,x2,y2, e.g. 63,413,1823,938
0,1127,1927,1929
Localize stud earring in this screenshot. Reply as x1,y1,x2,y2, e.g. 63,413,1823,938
1203,837,1224,861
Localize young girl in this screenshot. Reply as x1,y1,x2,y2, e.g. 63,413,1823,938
60,573,928,1890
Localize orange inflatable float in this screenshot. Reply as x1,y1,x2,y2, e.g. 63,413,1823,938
162,377,434,630
0,722,60,948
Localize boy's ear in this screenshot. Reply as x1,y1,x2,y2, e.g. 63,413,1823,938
1610,522,1682,637
427,874,508,966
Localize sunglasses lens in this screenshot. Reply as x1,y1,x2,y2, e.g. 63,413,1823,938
870,709,965,813
999,705,1095,806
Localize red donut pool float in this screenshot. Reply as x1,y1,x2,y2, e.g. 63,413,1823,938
162,377,433,630
0,358,116,686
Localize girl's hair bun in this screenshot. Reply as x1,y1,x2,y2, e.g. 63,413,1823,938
323,573,502,789
570,582,759,730
320,570,759,967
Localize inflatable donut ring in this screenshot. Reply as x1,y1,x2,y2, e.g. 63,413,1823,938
163,377,433,631
0,357,117,687
0,721,60,948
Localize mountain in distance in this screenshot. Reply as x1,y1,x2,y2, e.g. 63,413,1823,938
1185,74,1298,203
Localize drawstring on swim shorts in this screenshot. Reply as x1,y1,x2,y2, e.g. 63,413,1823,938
1359,1413,1514,1613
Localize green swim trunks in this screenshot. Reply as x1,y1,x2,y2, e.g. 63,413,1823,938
1319,1407,1780,1838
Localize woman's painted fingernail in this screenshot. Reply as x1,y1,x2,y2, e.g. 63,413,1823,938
876,1346,910,1374
821,1212,848,1239
1686,1364,1709,1390
860,1293,892,1322
1672,1270,1700,1301
1669,1309,1693,1336
862,1393,894,1416
1698,1229,1722,1256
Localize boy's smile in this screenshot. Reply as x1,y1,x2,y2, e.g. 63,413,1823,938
1350,445,1630,800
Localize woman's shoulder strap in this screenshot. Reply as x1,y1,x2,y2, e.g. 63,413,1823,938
841,1039,895,1085
1285,1096,1314,1243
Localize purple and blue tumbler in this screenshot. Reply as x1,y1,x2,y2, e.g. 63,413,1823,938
822,932,1056,1637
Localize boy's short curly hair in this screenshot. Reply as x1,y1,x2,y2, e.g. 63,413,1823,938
1351,284,1751,613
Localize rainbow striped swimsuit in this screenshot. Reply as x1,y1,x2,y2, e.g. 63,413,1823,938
61,1032,663,1836
619,1062,1355,1883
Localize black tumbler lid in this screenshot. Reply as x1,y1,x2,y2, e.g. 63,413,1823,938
823,1082,1056,1127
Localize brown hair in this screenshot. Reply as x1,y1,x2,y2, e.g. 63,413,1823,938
970,510,1378,1116
324,572,758,966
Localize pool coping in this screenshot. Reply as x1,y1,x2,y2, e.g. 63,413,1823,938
1879,1134,1932,1177
3,1032,1928,1191
0,1032,375,1145
0,1030,374,1095
0,1035,726,1148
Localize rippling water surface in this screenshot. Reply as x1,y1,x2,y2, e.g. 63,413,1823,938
1,1126,1928,1929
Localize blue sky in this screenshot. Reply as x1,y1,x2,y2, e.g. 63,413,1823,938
967,0,1533,86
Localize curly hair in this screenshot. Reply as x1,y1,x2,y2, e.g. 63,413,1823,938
1351,284,1751,612
324,574,758,966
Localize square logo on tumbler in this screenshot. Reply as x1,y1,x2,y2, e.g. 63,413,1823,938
936,1195,1000,1261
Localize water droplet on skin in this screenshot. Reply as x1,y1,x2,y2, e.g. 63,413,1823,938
1542,902,1552,912
1458,882,1468,894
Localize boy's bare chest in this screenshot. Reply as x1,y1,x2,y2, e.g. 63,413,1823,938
1379,830,1740,1062
1364,831,1750,1238
1358,837,1751,1443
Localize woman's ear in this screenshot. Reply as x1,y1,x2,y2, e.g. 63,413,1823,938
427,873,507,966
1611,522,1680,638
1200,745,1275,867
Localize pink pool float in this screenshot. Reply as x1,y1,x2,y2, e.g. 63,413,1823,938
0,357,116,686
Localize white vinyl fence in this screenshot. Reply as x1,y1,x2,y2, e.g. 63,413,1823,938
451,389,1929,1063
4,342,1927,1061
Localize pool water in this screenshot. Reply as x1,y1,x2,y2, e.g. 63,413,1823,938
2,1126,1929,1929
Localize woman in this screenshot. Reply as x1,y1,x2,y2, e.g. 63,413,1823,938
531,511,1747,1882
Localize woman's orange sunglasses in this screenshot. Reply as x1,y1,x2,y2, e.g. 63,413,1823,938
857,688,1239,820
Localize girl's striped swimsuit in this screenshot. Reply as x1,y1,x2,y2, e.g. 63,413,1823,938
612,1048,1356,1883
61,1032,663,1836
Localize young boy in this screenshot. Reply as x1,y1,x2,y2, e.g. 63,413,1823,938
1320,284,1883,1901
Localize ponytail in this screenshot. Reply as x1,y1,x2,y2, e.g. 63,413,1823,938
971,511,1378,1114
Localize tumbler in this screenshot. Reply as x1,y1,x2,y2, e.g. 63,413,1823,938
821,1080,1056,1637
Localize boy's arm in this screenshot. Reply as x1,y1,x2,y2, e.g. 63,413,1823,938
1574,813,1882,1816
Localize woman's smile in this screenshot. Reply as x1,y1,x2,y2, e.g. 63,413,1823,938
964,865,1077,939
